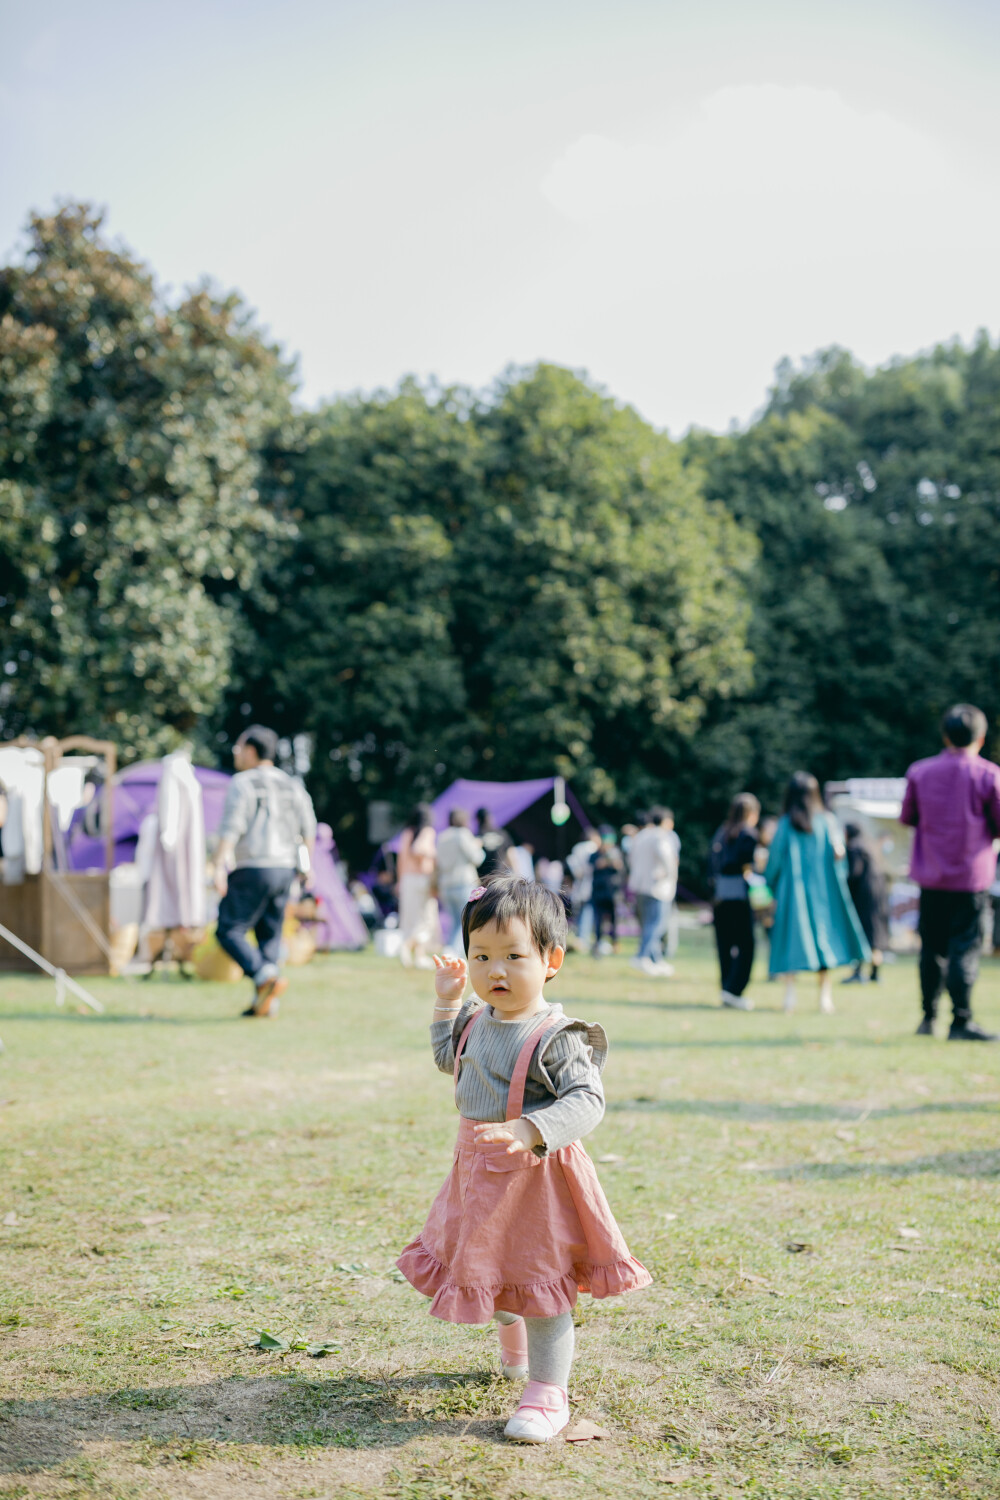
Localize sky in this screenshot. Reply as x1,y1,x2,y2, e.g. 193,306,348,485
2,0,998,435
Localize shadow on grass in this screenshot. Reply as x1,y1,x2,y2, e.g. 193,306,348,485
606,1097,998,1122
612,1035,886,1049
0,1369,514,1472
766,1148,1000,1180
0,1012,243,1026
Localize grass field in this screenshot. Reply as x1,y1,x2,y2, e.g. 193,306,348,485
1,928,999,1499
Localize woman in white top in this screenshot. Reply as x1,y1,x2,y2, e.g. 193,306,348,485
397,803,438,969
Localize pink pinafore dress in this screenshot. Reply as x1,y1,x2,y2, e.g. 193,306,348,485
396,1009,652,1323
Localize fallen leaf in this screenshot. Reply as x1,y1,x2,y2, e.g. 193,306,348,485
597,1154,624,1164
663,1212,678,1222
835,1298,854,1306
307,1341,340,1358
2,1212,17,1227
564,1419,611,1442
897,1226,921,1239
180,1342,203,1350
785,1240,813,1254
139,1213,171,1227
834,1129,855,1142
253,1331,288,1351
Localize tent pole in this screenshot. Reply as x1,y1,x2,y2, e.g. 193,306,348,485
0,919,104,1013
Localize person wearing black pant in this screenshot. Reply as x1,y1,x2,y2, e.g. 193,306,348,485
589,828,623,956
901,703,1000,1041
916,889,988,1034
842,823,889,983
214,725,317,1018
709,793,760,1011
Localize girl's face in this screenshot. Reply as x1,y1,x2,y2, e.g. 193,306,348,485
466,916,565,1019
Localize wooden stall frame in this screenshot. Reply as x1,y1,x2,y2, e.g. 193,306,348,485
0,734,117,982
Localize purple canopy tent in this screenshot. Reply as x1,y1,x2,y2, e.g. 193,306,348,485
66,763,231,871
311,824,367,951
389,777,590,859
66,762,367,951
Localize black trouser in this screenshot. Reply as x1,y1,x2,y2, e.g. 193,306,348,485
216,866,295,980
918,888,988,1025
714,900,755,997
592,897,617,947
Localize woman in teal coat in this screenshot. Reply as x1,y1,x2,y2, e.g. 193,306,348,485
766,772,871,1014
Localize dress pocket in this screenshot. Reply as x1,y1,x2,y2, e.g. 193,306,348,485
483,1150,542,1173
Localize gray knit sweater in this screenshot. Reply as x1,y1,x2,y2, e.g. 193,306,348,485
430,999,607,1155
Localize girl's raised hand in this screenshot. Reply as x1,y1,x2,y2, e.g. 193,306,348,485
432,953,467,1004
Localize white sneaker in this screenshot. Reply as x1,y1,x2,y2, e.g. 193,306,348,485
721,991,753,1010
504,1381,570,1443
819,990,835,1015
631,955,664,977
652,961,675,977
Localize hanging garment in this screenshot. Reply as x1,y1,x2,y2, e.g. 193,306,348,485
0,747,45,880
142,753,207,931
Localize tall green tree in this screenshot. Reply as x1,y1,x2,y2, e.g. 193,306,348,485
0,205,294,757
233,380,478,849
242,366,756,862
676,335,1000,879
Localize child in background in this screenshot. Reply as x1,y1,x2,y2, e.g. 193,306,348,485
397,876,651,1443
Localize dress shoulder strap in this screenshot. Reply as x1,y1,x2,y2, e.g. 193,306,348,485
506,1016,564,1122
453,1007,484,1095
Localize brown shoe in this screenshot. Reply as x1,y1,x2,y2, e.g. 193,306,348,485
250,975,288,1017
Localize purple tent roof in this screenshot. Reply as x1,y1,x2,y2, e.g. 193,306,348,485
388,777,589,850
67,762,367,951
67,762,232,871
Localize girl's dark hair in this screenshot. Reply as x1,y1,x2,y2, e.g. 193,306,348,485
475,806,497,834
406,802,434,833
784,772,823,834
448,807,470,828
461,875,569,960
723,792,760,839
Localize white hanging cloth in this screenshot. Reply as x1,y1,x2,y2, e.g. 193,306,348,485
0,746,45,883
141,753,207,930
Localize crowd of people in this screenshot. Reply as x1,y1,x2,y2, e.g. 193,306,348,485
207,701,1000,1045
354,701,1000,1043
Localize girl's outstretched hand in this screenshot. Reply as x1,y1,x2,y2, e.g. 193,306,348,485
432,953,467,1005
473,1118,544,1155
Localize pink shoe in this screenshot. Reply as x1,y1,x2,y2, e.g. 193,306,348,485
497,1316,528,1380
504,1380,569,1442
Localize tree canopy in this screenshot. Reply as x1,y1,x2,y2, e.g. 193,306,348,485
0,205,294,758
235,366,754,856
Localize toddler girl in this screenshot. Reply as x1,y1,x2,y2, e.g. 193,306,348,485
397,875,651,1443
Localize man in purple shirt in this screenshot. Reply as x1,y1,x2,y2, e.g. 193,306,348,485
900,704,1000,1041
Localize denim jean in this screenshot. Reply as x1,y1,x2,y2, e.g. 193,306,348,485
216,866,294,979
440,885,472,950
635,893,665,962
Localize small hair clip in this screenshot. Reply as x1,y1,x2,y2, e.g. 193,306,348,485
468,886,487,901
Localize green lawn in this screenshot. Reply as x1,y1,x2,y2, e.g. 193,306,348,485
1,930,999,1499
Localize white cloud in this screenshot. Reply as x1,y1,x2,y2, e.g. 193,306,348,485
540,85,989,242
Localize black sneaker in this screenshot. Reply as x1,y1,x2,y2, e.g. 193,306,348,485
947,1021,998,1042
915,1017,934,1036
